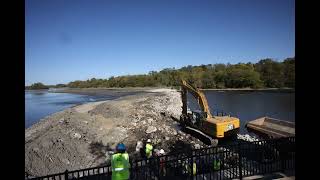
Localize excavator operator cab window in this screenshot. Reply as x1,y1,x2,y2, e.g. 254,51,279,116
192,110,207,123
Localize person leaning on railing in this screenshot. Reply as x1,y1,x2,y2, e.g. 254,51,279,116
111,143,130,180
155,149,166,176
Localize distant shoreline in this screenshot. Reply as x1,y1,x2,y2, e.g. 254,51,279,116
26,87,295,93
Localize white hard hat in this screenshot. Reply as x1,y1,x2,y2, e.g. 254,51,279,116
147,139,151,143
159,149,165,154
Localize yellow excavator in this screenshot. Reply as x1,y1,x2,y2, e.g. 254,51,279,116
180,80,240,145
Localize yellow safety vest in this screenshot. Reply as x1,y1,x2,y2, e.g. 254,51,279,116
145,143,153,158
111,153,130,180
185,162,197,175
213,160,220,170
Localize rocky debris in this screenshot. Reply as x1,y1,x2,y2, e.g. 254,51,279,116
237,134,259,142
147,118,153,124
62,158,70,165
194,144,201,149
73,133,82,139
32,147,40,152
104,151,113,162
58,118,64,123
172,130,178,136
146,126,157,134
135,141,143,152
25,88,212,177
211,139,219,147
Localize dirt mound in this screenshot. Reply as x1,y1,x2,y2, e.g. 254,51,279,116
25,89,213,177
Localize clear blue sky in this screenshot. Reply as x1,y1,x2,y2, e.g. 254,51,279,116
25,0,295,85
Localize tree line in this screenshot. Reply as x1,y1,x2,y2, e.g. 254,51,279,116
26,58,295,90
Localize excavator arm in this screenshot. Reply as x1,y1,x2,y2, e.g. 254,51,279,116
181,80,212,119
179,79,240,141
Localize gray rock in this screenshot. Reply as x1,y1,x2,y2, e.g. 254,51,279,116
62,158,70,165
32,147,40,152
59,118,64,123
172,130,177,136
154,149,159,154
147,118,153,124
237,134,259,142
146,126,157,134
165,136,170,141
136,141,143,152
73,133,82,139
105,153,111,162
211,139,219,147
194,144,201,149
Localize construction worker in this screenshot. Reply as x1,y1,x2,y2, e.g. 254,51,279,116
111,143,130,180
157,149,166,177
184,158,197,176
145,139,153,158
213,159,221,171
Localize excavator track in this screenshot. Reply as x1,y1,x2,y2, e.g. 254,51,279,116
184,126,218,146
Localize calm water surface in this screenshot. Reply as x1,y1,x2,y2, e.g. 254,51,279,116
25,90,117,128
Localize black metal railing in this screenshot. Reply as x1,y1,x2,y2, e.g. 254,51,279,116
26,137,295,180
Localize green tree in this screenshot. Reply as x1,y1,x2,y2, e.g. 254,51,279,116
225,64,262,88
64,57,293,89
254,59,285,88
283,57,295,88
28,82,49,90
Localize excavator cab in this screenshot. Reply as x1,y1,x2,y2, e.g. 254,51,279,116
192,110,206,121
190,110,207,126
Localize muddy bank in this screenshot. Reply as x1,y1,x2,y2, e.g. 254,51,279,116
25,88,204,176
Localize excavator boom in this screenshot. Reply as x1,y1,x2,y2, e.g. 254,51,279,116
181,80,212,118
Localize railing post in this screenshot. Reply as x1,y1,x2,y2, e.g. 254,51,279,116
238,142,243,180
64,170,69,180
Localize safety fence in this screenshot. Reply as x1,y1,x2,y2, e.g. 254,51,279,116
26,136,295,180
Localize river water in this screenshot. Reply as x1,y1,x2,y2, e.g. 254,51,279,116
25,90,118,128
25,90,295,135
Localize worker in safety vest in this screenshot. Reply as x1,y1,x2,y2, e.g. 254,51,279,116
111,143,130,180
213,159,221,171
145,139,153,158
183,158,196,176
